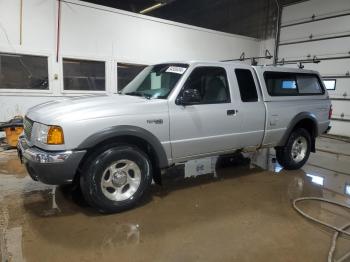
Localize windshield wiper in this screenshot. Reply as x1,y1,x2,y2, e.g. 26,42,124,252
124,91,152,99
124,91,143,97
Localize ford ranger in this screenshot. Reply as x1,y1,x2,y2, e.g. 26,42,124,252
17,61,331,213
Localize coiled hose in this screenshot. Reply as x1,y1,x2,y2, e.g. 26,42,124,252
293,197,350,262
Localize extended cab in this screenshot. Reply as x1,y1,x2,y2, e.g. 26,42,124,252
17,61,331,213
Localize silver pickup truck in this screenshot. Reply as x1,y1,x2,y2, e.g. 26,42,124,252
17,61,331,213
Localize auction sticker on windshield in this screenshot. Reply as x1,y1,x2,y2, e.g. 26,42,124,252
166,66,187,74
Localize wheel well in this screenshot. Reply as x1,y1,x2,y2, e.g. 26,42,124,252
293,118,316,137
74,135,162,185
292,118,317,152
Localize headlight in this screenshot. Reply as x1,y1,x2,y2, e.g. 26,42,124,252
35,123,49,143
34,123,64,145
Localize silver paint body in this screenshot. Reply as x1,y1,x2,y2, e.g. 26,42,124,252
25,61,331,166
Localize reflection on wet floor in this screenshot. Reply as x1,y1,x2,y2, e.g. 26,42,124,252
0,137,349,262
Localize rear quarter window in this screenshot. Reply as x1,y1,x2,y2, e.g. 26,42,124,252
235,69,258,102
297,75,323,94
264,72,324,96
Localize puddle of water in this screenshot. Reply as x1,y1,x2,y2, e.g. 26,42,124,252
0,146,349,261
0,150,26,178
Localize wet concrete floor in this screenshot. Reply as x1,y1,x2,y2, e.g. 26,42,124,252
0,136,350,262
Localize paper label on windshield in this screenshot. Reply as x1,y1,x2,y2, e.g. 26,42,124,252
166,66,186,74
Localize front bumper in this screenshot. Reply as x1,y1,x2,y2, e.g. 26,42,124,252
17,137,86,185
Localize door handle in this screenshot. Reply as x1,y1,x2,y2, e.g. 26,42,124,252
227,109,238,116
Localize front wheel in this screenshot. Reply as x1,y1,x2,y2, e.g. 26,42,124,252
80,145,152,213
276,128,311,170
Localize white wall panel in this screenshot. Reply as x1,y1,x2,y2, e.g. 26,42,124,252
329,120,350,137
331,100,350,118
0,0,56,52
0,0,261,122
0,0,21,47
326,79,350,98
279,37,350,59
282,0,350,25
280,16,350,42
291,59,350,76
60,2,258,63
22,0,56,51
280,0,350,136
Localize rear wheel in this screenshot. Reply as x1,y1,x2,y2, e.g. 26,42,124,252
276,128,311,170
80,144,152,213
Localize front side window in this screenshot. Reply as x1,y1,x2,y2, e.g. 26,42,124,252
264,72,324,96
235,69,258,102
63,58,105,91
0,53,48,90
121,63,188,99
181,66,230,104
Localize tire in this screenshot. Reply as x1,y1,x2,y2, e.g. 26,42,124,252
80,144,152,213
276,128,311,170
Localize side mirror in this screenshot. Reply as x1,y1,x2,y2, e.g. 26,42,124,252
177,89,201,105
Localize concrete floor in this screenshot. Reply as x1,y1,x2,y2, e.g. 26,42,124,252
0,136,350,262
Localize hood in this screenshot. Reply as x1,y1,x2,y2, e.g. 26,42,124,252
26,94,167,125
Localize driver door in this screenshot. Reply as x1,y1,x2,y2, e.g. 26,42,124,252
169,65,243,161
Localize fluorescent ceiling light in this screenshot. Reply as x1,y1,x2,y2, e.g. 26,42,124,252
140,3,164,14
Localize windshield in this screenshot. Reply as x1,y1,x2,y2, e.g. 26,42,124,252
121,63,188,99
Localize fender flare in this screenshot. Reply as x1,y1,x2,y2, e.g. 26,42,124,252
77,125,169,168
277,112,318,148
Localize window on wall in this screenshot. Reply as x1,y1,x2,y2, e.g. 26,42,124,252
235,69,258,102
0,53,48,90
117,63,147,91
63,58,105,91
323,79,336,90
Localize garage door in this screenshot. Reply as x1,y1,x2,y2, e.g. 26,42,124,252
277,0,350,137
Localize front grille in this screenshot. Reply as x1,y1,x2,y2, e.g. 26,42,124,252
23,117,34,140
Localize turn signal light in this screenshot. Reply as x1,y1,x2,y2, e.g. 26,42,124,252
47,126,64,144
